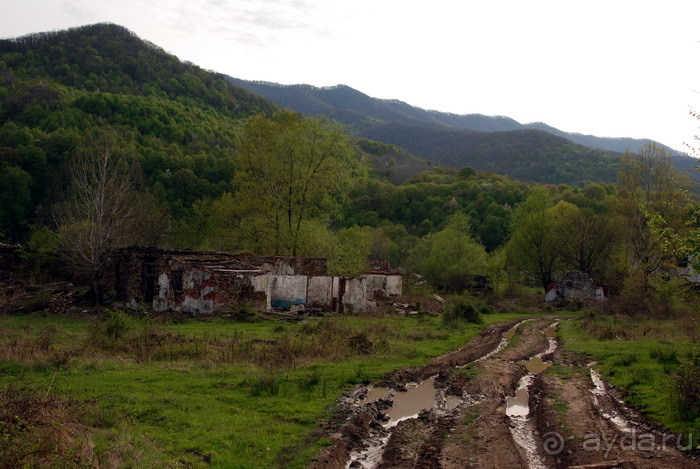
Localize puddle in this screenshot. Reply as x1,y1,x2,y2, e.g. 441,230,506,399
359,387,391,405
543,324,557,339
506,373,533,417
519,356,552,373
589,367,636,433
346,320,529,469
505,321,560,469
385,377,437,426
473,319,531,364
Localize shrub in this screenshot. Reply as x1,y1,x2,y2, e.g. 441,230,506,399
672,358,700,421
443,301,483,324
103,309,133,340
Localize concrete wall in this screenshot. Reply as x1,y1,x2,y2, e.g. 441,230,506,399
307,276,333,309
385,275,403,296
270,275,307,309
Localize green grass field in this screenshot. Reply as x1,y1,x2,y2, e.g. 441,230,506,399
558,313,700,446
1,311,530,468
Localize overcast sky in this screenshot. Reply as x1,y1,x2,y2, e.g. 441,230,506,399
3,0,700,152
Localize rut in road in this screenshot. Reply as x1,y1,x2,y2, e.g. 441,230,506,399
309,317,699,469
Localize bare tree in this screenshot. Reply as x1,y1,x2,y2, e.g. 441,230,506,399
55,132,144,303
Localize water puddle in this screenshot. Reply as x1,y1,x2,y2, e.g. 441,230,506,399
359,387,391,405
346,319,529,468
386,377,437,426
505,321,560,469
473,319,531,364
506,373,533,417
520,356,552,373
589,367,636,433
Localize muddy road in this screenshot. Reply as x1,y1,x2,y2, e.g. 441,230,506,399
309,317,699,469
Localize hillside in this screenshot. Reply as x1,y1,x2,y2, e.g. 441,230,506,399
228,79,697,184
0,23,279,241
361,124,618,186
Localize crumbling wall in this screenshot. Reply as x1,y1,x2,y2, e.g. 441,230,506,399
270,275,307,309
545,271,605,303
307,276,333,309
101,247,402,314
341,274,402,314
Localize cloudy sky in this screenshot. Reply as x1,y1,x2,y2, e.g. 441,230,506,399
3,0,700,152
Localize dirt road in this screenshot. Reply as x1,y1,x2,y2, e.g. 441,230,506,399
309,317,699,469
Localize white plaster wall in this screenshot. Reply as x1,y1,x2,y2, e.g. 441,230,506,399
342,277,376,313
184,269,210,288
271,275,308,305
385,275,402,296
307,276,333,309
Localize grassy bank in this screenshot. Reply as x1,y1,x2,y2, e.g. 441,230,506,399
0,310,526,468
558,313,700,446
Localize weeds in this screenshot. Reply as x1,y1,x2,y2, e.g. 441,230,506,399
0,385,97,468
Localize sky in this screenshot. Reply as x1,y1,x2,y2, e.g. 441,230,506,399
3,0,700,153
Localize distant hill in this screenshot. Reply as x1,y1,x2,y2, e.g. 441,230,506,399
227,79,698,184
360,124,618,187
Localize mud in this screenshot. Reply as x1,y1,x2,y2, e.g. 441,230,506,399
309,317,699,469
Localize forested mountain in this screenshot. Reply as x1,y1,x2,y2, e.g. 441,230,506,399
228,79,697,184
360,124,619,186
0,23,278,241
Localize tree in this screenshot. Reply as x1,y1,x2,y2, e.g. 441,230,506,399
54,132,144,303
506,187,564,292
232,110,358,256
615,143,691,276
557,206,616,277
410,212,487,291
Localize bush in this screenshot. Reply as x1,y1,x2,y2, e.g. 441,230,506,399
672,358,700,421
103,309,133,340
443,301,483,324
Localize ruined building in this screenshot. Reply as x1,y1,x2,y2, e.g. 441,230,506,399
100,247,402,314
545,271,606,303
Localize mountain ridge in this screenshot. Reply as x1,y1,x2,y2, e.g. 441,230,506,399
226,78,686,156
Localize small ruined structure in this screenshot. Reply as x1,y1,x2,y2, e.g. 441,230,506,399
101,247,402,314
545,271,605,303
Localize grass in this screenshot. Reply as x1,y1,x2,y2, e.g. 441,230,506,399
558,313,700,447
0,311,528,468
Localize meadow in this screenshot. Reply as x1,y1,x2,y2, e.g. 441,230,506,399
0,310,525,468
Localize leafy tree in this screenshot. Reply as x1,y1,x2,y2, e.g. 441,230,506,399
410,212,487,291
232,110,358,256
556,206,617,277
615,143,691,276
507,187,564,291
